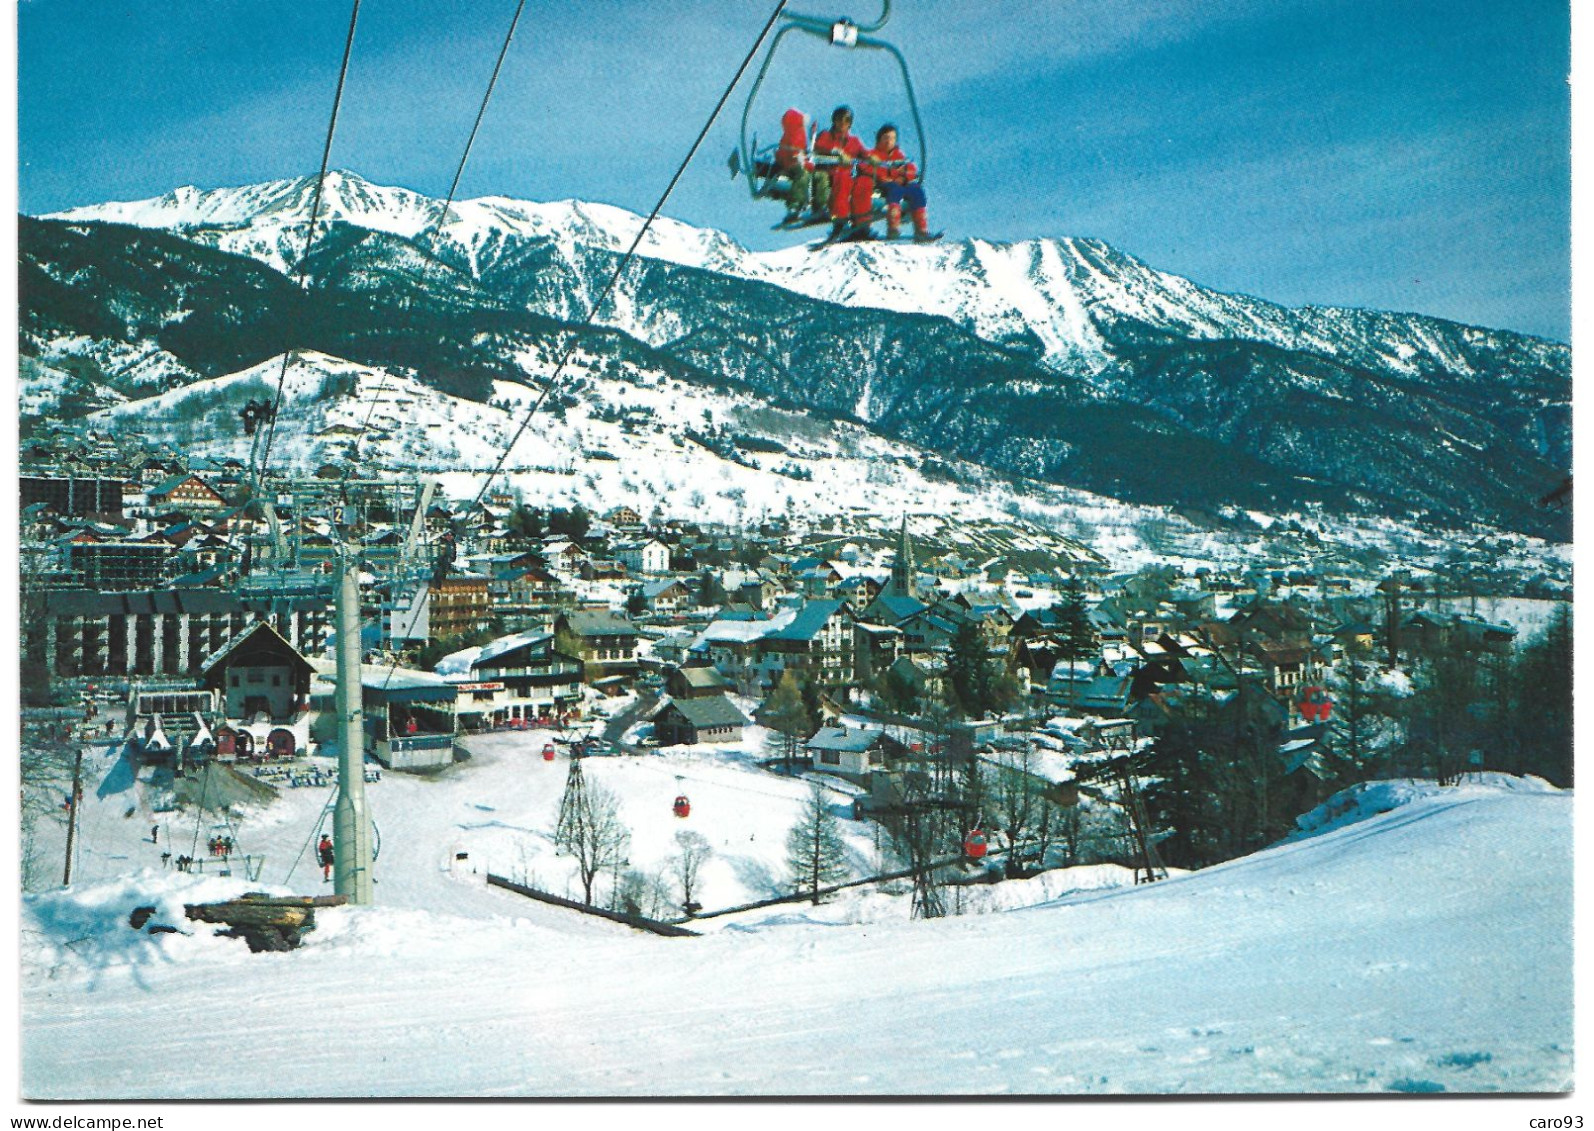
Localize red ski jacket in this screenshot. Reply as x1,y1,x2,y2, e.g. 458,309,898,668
813,129,868,171
864,143,917,185
777,108,812,170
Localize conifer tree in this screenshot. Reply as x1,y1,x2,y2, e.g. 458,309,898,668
763,669,812,774
1052,576,1096,710
785,785,850,904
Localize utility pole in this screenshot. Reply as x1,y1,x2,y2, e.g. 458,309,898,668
62,746,83,885
333,556,374,904
1378,571,1407,669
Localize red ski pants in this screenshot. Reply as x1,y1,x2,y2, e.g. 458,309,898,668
828,169,875,221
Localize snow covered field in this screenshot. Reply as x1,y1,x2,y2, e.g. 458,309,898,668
17,721,1573,1102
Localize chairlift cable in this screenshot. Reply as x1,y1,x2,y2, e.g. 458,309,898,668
464,0,792,521
346,0,529,472
434,0,528,230
360,0,791,701
249,0,362,503
187,758,213,864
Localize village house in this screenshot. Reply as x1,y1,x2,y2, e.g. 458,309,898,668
834,574,882,610
1047,664,1134,716
542,538,589,577
147,473,227,514
694,613,777,689
488,561,563,623
651,694,749,746
613,537,670,575
665,663,735,700
637,577,691,615
852,620,903,683
445,630,584,728
795,562,844,598
555,610,642,679
755,599,854,689
1403,610,1517,656
806,723,894,781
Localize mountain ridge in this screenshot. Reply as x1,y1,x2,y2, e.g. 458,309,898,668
25,171,1571,539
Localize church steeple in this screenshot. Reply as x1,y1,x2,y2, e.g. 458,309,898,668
889,516,917,598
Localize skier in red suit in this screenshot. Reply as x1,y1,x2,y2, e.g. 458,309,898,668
774,108,829,224
861,123,940,243
813,106,873,241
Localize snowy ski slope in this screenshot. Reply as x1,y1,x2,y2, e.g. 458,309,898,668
20,719,1572,1099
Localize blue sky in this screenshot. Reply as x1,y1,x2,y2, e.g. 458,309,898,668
18,0,1572,340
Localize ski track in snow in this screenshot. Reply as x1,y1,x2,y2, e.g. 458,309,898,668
19,728,1573,1098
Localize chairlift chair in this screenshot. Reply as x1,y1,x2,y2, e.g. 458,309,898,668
729,1,929,231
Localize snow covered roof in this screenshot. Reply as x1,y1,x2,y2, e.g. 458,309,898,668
472,629,555,669
806,725,885,754
657,694,749,730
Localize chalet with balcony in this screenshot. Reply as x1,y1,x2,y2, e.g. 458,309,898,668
756,599,853,688
555,610,642,677
446,630,584,727
147,473,226,514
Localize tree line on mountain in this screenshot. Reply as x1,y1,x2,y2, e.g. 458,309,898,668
20,214,1570,539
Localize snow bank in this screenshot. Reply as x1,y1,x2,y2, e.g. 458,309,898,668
1289,773,1559,842
22,870,294,977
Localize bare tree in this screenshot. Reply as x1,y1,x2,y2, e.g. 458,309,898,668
670,829,712,914
555,778,630,906
613,868,673,920
986,743,1062,875
785,785,850,905
22,743,75,892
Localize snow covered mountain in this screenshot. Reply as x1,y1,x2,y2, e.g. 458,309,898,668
50,171,1571,385
82,348,1122,548
26,171,1571,538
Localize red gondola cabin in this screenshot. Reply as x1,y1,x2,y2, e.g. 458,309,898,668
1298,686,1332,724
963,828,988,860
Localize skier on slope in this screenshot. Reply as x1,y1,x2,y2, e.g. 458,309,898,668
318,834,335,882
